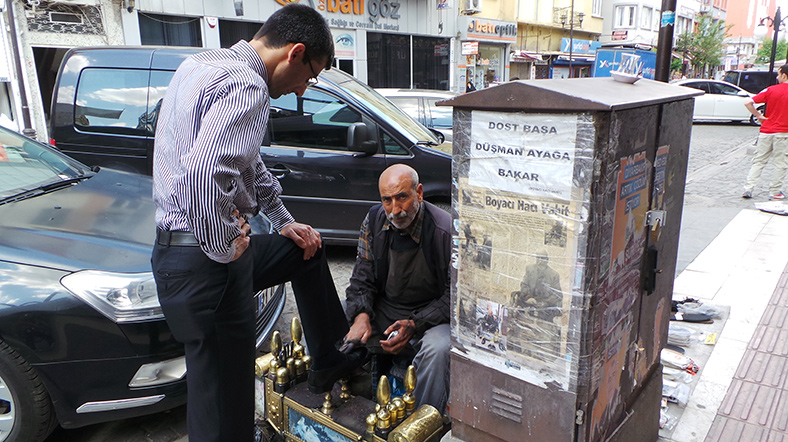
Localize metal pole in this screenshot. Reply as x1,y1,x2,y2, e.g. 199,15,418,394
5,0,35,138
655,0,678,82
768,7,780,86
568,0,574,78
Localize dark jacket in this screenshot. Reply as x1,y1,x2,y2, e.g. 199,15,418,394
345,202,451,334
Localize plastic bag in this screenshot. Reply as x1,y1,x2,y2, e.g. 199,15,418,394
662,379,691,407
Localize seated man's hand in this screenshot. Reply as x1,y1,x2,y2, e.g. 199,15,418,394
381,319,416,354
346,313,372,344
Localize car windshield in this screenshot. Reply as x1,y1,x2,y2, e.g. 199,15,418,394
321,70,440,145
0,127,92,200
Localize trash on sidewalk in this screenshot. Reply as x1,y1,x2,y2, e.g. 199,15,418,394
675,300,724,319
667,324,693,347
663,366,694,383
661,348,700,375
754,201,788,215
662,379,691,407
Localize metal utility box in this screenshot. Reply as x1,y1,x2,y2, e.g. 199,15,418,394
439,78,701,442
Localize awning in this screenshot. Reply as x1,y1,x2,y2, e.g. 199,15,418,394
509,50,542,62
552,54,595,66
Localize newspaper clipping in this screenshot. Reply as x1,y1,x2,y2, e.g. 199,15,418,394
455,111,582,390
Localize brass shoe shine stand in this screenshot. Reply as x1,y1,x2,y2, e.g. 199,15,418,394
255,318,445,442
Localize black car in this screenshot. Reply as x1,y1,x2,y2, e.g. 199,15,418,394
0,126,285,441
49,47,452,245
722,69,777,94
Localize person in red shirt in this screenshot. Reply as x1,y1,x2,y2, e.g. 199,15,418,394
743,64,788,200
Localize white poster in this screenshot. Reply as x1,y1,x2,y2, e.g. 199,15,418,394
469,111,578,200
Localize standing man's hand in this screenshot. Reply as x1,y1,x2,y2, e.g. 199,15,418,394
745,99,767,123
231,210,251,261
281,222,322,259
381,319,416,354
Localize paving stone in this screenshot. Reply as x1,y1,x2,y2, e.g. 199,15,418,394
705,416,769,442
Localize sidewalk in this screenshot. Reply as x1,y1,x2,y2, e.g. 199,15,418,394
666,208,788,442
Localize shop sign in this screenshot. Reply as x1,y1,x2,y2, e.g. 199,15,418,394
434,43,449,56
462,41,479,55
332,30,356,57
305,0,402,30
612,30,628,41
459,16,517,43
560,38,601,55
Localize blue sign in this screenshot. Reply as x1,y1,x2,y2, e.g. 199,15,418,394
593,49,657,80
661,11,675,27
561,38,602,55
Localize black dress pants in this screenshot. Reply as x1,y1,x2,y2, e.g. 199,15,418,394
151,233,348,442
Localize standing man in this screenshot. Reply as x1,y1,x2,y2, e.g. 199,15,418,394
152,5,363,442
344,164,451,413
743,64,788,200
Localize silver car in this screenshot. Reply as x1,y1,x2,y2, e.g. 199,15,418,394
376,89,458,143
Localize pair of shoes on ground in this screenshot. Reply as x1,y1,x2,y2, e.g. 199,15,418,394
742,190,786,200
307,347,368,394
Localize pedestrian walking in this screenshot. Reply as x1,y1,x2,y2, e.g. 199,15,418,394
150,5,364,442
742,64,788,200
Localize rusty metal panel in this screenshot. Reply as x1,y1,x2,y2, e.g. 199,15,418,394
450,353,576,442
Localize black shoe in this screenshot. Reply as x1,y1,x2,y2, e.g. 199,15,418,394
307,348,368,394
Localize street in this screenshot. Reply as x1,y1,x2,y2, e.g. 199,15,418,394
44,121,764,441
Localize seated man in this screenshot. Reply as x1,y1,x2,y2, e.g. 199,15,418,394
344,164,451,413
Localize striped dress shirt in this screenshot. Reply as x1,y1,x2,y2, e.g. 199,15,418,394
153,40,294,263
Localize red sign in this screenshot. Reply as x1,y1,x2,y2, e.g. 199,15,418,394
612,31,628,41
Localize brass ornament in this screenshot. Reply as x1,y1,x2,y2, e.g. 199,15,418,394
254,354,274,377
393,397,406,421
301,354,313,370
388,404,443,442
377,375,391,407
291,317,305,358
402,366,417,414
321,391,334,415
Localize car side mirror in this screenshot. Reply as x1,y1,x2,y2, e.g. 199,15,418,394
430,128,446,144
347,122,377,157
737,91,749,97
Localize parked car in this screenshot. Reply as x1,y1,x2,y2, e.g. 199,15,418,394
722,69,776,94
671,79,763,125
0,126,285,441
375,88,457,142
49,47,452,245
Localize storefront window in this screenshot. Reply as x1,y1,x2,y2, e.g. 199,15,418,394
413,37,450,90
139,13,202,47
219,19,263,48
466,44,503,90
367,33,410,88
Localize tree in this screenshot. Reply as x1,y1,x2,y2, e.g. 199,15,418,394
756,38,788,65
672,15,730,78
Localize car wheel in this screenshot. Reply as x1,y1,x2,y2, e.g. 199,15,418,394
0,340,57,442
432,201,452,213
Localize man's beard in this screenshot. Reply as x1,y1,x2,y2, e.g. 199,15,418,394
388,201,420,230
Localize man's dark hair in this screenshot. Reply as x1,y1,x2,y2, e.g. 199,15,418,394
253,4,334,70
780,64,788,77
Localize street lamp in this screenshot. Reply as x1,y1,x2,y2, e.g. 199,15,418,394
754,6,788,86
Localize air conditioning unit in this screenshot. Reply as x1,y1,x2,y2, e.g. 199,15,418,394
462,0,482,15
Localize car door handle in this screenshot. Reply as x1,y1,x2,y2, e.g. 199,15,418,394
268,165,291,178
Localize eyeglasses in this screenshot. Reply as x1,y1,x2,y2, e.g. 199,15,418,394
303,52,319,87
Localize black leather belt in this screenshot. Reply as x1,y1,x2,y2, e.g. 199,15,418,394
156,229,200,247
